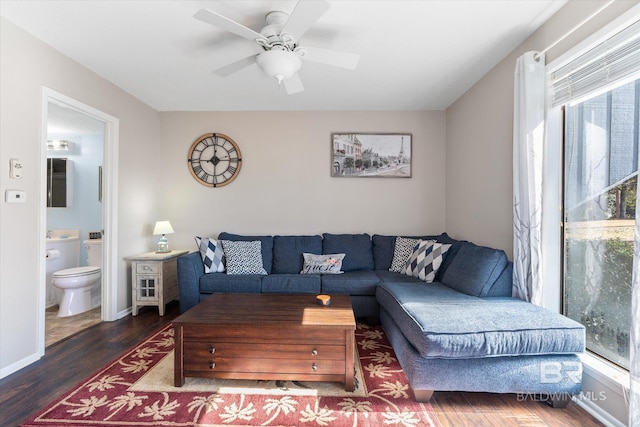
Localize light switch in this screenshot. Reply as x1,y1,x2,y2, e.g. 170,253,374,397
5,190,26,203
10,159,23,179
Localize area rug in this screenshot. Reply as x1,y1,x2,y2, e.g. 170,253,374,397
23,323,441,426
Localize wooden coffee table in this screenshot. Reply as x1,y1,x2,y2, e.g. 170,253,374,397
172,293,356,391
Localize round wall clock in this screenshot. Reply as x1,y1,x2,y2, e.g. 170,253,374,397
187,133,242,187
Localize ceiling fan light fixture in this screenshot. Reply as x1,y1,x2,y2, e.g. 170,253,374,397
256,50,301,84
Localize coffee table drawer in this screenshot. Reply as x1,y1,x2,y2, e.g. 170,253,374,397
183,342,345,360
183,327,346,345
184,356,346,376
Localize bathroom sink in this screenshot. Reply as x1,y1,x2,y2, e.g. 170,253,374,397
46,236,79,242
46,229,80,241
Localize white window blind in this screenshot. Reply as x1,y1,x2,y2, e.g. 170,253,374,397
550,18,640,107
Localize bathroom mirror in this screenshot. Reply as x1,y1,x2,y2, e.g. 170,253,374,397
47,158,73,207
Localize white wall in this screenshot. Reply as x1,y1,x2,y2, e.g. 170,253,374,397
0,18,161,377
159,111,447,249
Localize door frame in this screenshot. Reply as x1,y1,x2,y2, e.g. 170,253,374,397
38,88,120,355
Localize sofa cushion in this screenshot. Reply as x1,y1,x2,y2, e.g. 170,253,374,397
261,274,321,294
194,237,225,273
272,235,322,274
389,237,420,272
375,270,425,285
219,232,274,274
322,233,374,271
484,263,513,297
440,242,508,296
221,240,268,275
199,273,262,294
321,270,380,295
377,284,585,359
301,253,345,274
404,240,451,282
377,281,477,307
372,235,396,270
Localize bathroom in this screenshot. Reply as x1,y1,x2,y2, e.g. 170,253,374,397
45,101,105,346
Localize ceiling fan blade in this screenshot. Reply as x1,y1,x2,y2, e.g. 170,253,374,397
301,46,360,70
283,73,304,95
281,0,330,40
194,9,264,41
213,55,256,77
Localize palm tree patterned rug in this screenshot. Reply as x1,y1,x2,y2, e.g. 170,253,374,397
22,323,441,426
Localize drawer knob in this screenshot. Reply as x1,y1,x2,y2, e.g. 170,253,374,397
209,347,216,354
312,363,318,371
209,362,216,369
143,265,151,270
311,349,318,356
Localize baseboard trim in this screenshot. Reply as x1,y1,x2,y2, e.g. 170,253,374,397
575,354,630,427
0,352,41,379
116,307,132,320
574,395,626,427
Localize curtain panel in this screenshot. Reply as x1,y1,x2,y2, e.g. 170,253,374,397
630,148,640,427
513,51,546,305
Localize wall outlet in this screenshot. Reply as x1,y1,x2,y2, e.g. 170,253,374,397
9,159,23,179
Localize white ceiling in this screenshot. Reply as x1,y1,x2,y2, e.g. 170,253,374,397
0,0,566,111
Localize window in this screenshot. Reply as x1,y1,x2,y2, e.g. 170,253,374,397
562,78,639,370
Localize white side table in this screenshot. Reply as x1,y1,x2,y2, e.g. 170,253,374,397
126,250,188,316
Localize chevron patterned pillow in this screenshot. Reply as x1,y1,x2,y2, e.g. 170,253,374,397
221,240,268,275
389,237,421,272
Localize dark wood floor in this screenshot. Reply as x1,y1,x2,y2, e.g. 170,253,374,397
0,301,604,427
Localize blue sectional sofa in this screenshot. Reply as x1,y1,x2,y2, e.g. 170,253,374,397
177,232,585,406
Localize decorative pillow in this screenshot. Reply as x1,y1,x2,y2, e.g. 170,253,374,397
300,253,345,275
389,237,420,272
404,240,451,283
194,237,225,273
220,240,267,275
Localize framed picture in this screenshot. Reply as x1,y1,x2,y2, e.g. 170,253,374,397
331,133,412,177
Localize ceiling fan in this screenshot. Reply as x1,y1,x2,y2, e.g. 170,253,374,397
194,0,360,94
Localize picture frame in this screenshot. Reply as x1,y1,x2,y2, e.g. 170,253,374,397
331,133,412,177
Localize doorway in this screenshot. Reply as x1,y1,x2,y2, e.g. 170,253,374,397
38,88,120,354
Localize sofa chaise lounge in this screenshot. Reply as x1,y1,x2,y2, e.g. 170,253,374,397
177,231,585,405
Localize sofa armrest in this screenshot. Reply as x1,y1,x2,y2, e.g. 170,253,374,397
177,252,204,313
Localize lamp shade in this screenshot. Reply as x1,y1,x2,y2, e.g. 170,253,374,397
153,221,174,236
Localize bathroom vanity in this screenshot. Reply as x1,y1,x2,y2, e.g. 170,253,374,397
126,250,188,316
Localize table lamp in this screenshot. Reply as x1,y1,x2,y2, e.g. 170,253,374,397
153,221,174,253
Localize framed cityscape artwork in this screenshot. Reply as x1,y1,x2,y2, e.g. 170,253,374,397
331,133,412,178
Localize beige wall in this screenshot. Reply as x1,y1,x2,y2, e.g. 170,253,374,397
445,0,639,259
159,111,447,248
0,18,161,375
445,1,638,424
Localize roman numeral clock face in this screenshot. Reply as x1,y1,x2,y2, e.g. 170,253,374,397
187,133,242,187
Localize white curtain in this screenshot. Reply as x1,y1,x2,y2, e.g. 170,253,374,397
630,160,640,426
513,51,546,306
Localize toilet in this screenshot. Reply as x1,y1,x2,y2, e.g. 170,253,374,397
52,239,102,317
